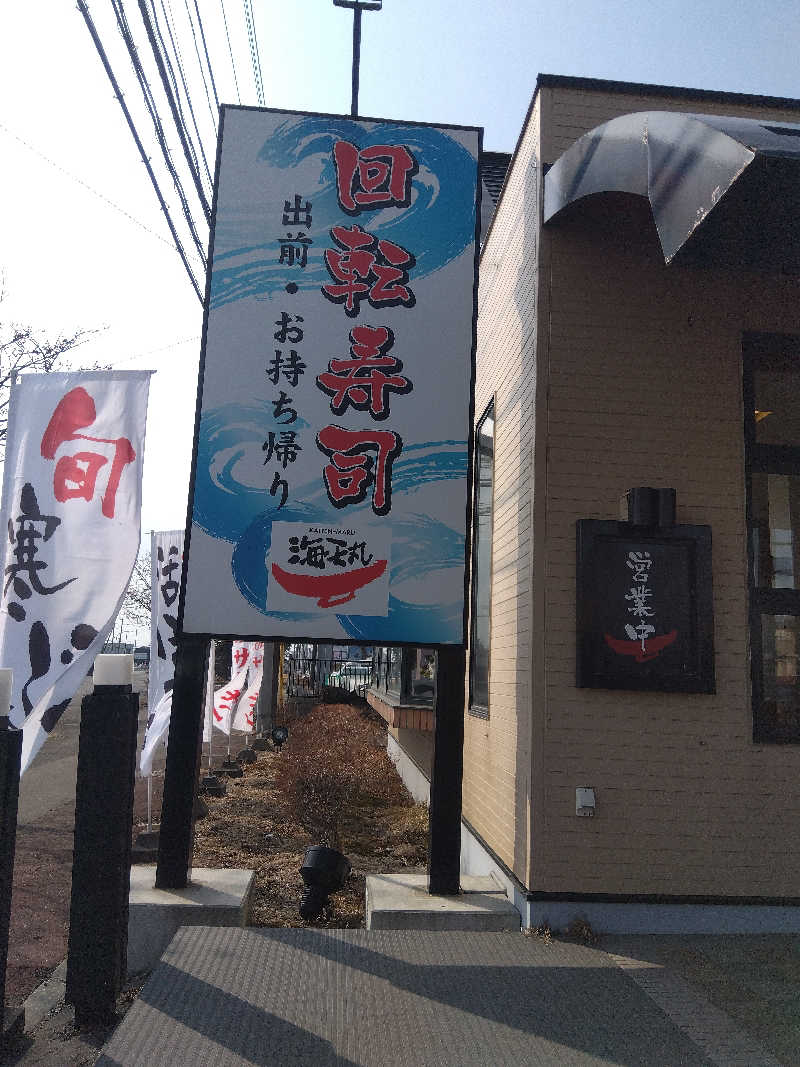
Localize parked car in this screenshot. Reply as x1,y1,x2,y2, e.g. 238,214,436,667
327,661,371,693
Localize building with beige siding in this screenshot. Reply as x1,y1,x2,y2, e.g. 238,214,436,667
369,74,800,932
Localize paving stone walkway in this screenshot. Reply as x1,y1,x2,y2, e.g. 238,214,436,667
95,927,783,1066
608,948,782,1067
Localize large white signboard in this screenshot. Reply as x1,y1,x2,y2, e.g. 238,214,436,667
181,107,481,645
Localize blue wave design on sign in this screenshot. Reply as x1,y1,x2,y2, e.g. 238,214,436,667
210,117,477,309
194,403,467,639
194,401,312,543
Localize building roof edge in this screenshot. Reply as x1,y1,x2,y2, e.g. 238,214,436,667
535,73,800,111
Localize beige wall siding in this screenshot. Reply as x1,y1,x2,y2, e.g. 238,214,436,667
540,193,800,896
461,99,541,882
466,80,800,897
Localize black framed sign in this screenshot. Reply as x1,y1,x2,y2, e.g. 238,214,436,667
178,106,482,648
576,519,715,693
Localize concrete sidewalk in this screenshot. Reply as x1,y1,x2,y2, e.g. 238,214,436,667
96,927,784,1066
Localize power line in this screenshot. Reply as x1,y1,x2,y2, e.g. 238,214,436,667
191,0,220,113
109,334,200,365
219,0,241,104
110,0,208,265
185,0,220,129
151,2,193,141
159,0,214,188
0,121,175,249
138,0,212,221
243,0,265,106
76,0,203,303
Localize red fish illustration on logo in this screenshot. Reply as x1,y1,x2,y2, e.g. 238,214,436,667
271,558,387,609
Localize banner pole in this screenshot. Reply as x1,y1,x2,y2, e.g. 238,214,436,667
155,636,207,889
203,639,214,775
146,773,153,834
0,712,23,1039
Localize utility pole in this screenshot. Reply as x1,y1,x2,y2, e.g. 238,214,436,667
332,0,382,117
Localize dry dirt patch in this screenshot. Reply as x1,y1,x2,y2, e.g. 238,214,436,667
191,703,429,926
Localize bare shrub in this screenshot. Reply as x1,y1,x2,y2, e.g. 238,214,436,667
564,917,598,944
275,704,408,850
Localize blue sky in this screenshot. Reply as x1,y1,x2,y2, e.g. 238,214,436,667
1,0,799,535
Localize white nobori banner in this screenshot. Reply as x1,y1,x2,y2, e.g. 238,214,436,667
140,529,185,776
232,640,264,732
0,371,152,773
212,639,251,735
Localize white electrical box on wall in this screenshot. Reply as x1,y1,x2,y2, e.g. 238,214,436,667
576,787,595,817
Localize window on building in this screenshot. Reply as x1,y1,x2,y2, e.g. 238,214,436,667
410,648,436,700
369,646,436,705
745,333,800,742
386,647,402,694
371,646,383,691
469,401,494,716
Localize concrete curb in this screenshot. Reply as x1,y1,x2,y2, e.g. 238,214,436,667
21,958,67,1033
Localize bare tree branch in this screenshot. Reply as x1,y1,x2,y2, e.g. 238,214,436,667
118,551,152,629
0,292,100,450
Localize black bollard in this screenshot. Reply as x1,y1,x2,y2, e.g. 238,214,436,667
65,659,138,1028
0,702,24,1041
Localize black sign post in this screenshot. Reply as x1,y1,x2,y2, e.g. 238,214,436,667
428,646,466,894
168,101,481,901
155,636,208,888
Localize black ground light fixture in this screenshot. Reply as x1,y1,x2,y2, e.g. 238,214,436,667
200,772,227,797
200,694,227,796
271,725,289,751
130,797,215,864
299,846,352,920
219,756,244,778
130,827,160,865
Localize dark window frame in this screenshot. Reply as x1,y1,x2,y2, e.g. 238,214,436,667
744,332,800,743
369,645,435,707
468,399,495,718
385,646,402,700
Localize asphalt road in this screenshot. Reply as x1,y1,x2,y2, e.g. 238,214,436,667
16,670,151,827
